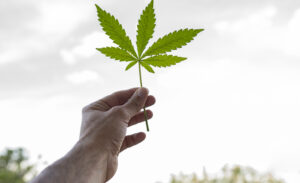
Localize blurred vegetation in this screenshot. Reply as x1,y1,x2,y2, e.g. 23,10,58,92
169,165,285,183
0,148,286,183
0,148,37,183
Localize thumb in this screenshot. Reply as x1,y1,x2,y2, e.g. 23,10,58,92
123,87,149,117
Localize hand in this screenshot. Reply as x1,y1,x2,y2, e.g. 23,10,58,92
79,87,155,181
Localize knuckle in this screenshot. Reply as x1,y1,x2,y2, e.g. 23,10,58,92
131,99,141,112
81,106,89,113
111,106,130,119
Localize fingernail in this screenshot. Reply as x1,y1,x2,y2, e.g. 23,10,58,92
137,87,148,97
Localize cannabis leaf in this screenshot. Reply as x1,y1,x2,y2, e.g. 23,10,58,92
136,0,156,57
96,5,137,58
96,47,136,61
143,55,187,67
141,29,203,58
95,0,204,131
125,61,138,71
140,62,155,73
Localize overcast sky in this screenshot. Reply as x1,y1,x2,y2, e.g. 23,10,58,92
1,0,300,182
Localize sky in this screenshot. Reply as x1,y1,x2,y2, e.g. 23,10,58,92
1,0,300,182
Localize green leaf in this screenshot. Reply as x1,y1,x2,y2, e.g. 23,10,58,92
97,47,136,61
143,54,187,67
142,28,204,58
136,0,156,57
125,61,138,70
95,4,137,58
140,62,155,73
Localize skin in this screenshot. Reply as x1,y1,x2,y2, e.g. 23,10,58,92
30,87,155,183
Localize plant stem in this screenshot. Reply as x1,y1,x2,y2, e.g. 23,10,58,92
138,61,150,131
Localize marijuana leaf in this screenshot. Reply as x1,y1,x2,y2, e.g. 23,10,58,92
96,47,136,61
143,55,187,68
136,0,156,57
142,29,204,58
140,62,155,73
125,61,138,70
96,5,137,58
95,0,204,131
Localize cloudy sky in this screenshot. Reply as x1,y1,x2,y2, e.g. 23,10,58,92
1,0,300,182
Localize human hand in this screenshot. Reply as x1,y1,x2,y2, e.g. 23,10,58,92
79,87,155,181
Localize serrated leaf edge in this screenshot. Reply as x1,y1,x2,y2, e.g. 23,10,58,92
140,62,155,73
125,61,138,71
95,4,138,58
142,54,187,68
136,0,156,57
96,47,136,62
141,28,204,58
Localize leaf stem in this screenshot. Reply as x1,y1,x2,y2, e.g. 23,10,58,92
138,60,150,131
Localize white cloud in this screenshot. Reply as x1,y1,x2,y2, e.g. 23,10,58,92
0,50,23,65
30,1,91,36
0,0,96,64
0,96,83,170
214,6,283,51
65,70,102,84
284,9,300,58
214,6,300,58
0,36,44,65
215,6,277,33
61,31,114,64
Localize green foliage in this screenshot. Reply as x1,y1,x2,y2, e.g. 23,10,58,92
143,55,187,68
95,0,203,72
142,29,203,58
136,0,156,57
0,148,37,183
96,47,136,61
95,5,137,58
125,61,138,71
95,0,203,131
140,62,155,73
168,165,285,183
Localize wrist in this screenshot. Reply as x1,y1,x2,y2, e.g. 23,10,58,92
77,134,110,157
64,140,109,182
31,141,109,183
70,139,109,167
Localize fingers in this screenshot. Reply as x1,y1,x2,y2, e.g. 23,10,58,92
128,110,153,127
127,95,155,126
85,88,155,112
84,88,138,111
120,132,146,152
122,88,149,117
100,88,138,109
145,95,156,108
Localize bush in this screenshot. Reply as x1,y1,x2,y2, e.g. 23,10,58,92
169,165,284,183
0,148,37,183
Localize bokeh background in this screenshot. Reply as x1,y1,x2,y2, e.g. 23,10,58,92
1,0,300,182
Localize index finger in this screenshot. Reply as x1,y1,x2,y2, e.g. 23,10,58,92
87,87,138,111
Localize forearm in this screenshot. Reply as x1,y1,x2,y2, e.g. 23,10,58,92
31,141,108,183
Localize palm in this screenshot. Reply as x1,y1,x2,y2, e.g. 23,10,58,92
80,88,155,181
